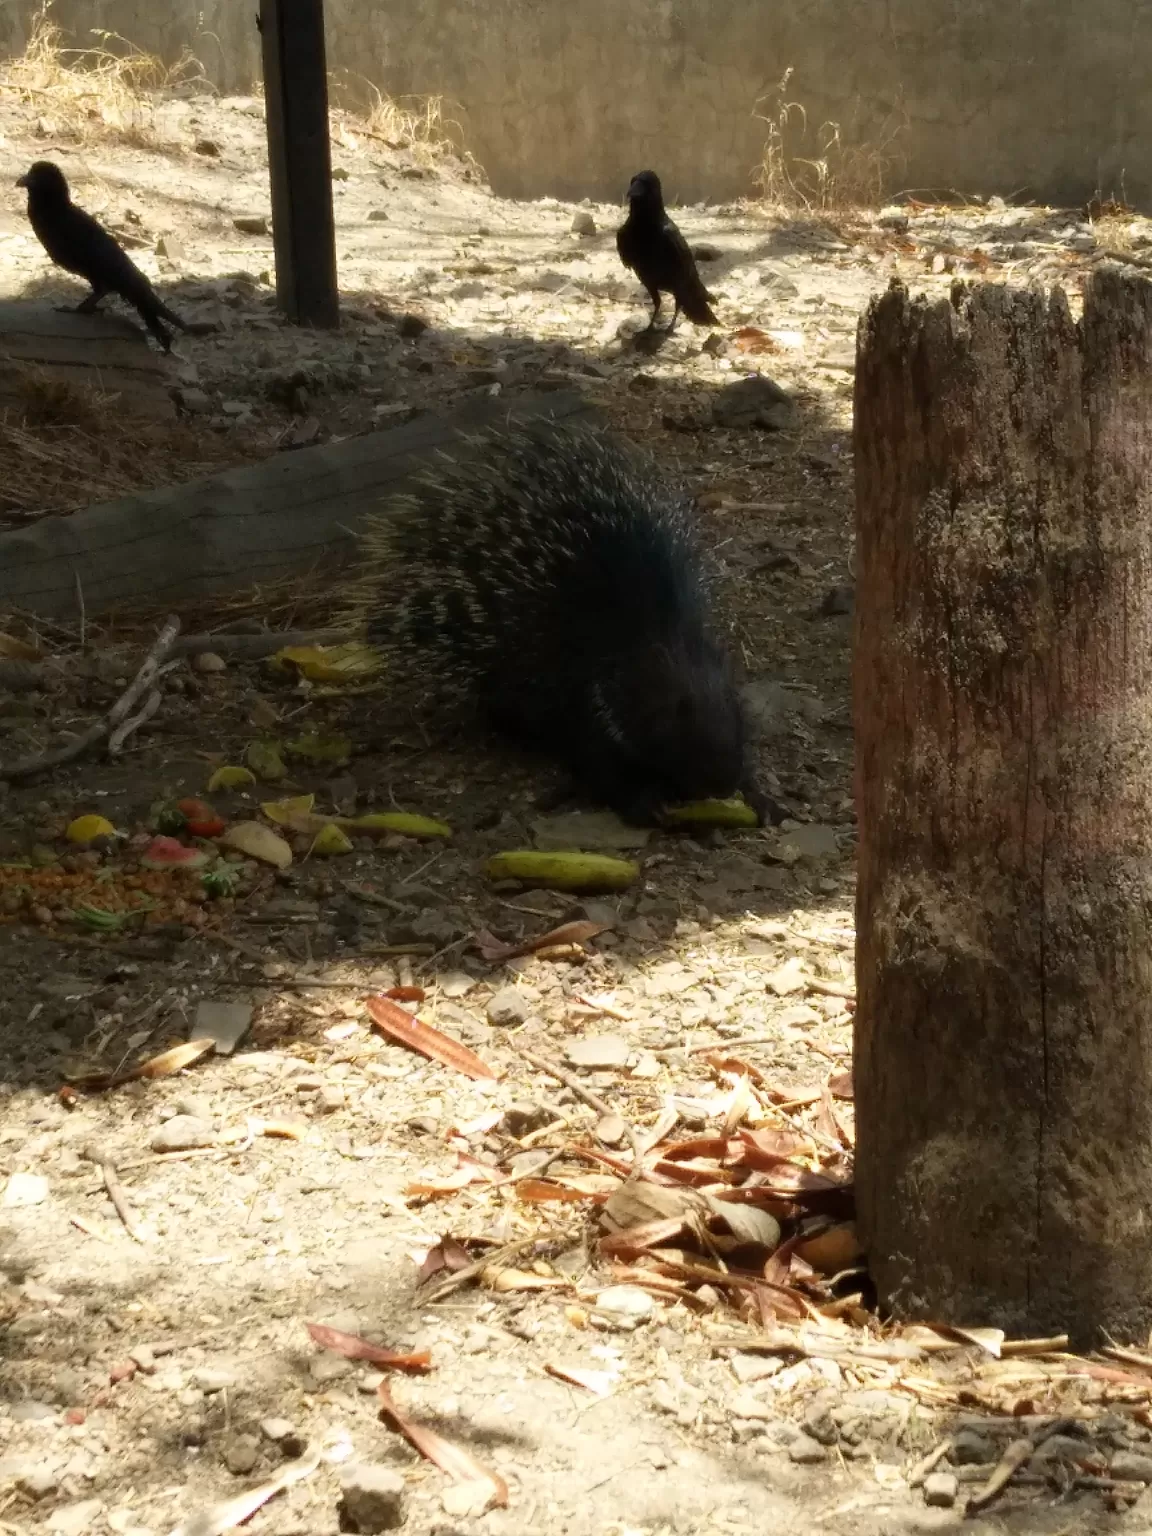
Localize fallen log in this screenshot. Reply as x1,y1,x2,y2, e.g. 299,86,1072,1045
0,389,597,622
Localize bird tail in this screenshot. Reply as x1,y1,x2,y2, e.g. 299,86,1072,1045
149,294,189,333
680,279,719,326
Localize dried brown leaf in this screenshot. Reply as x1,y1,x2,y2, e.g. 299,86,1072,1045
306,1322,432,1372
368,995,498,1080
378,1380,509,1510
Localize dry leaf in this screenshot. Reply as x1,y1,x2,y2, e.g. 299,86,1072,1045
544,1362,617,1397
166,1448,321,1536
418,1235,474,1284
65,1038,216,1091
377,1380,509,1511
306,1321,432,1372
477,919,608,963
367,995,498,1080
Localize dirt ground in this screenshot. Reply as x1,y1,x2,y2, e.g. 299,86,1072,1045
2,57,1152,1536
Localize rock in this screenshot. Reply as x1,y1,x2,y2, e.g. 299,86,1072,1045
18,1467,60,1499
398,312,429,338
233,214,269,236
923,1471,959,1507
176,386,212,414
730,1354,784,1385
590,1285,655,1330
566,1034,631,1070
155,234,186,261
368,209,389,222
339,1462,408,1532
712,375,794,431
595,1113,627,1146
1110,1449,1152,1481
190,1367,236,1392
260,1416,296,1442
47,1501,104,1536
759,267,800,297
191,650,227,673
773,823,840,863
765,956,807,996
692,242,723,261
9,1400,55,1421
3,1171,49,1206
950,1427,998,1464
223,1433,260,1475
819,584,855,617
151,1115,216,1153
193,1000,252,1054
878,206,910,231
788,1433,829,1464
570,210,597,236
317,1084,346,1113
729,1390,775,1420
486,985,532,1028
194,138,221,157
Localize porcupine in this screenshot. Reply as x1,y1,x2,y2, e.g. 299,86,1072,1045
347,423,781,827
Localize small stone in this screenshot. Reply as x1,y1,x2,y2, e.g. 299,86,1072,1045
774,823,840,863
191,651,227,674
1110,1449,1152,1481
878,207,910,231
368,208,389,222
220,399,250,417
193,1000,252,1055
152,1115,215,1153
47,1500,104,1536
339,1462,408,1532
233,214,269,235
3,1171,49,1206
18,1467,60,1499
788,1433,829,1464
317,1084,345,1114
194,138,221,157
571,209,597,236
176,387,212,414
692,242,723,261
10,1399,56,1421
923,1471,959,1507
765,956,807,996
438,970,476,999
189,1367,235,1393
223,1433,260,1475
566,1034,631,1070
260,1416,296,1442
729,1391,775,1420
155,234,186,262
310,1352,352,1384
486,985,531,1028
399,312,429,338
595,1113,627,1146
730,1353,784,1385
503,1100,550,1136
712,375,793,431
590,1284,655,1331
949,1428,998,1464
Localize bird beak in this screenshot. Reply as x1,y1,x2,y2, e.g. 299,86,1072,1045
15,174,28,188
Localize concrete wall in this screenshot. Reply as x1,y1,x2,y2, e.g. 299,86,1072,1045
0,1,1146,209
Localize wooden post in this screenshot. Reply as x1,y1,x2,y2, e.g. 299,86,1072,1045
259,0,339,328
853,268,1152,1347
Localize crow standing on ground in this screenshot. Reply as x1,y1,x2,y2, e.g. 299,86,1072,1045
615,169,719,334
16,160,189,353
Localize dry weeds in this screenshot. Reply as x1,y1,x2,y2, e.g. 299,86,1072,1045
330,73,483,179
0,0,206,150
752,66,907,213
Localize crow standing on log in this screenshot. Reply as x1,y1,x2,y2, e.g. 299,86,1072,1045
615,169,718,334
16,160,190,353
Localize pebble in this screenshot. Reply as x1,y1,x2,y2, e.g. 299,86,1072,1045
260,1416,297,1442
788,1433,829,1464
151,1115,216,1153
589,1284,655,1330
950,1427,998,1465
3,1171,49,1206
729,1390,775,1420
47,1501,104,1536
566,1034,631,1070
486,984,532,1027
191,650,227,673
570,210,597,236
1110,1449,1152,1482
339,1462,408,1532
234,214,269,235
711,375,793,431
18,1467,60,1499
317,1084,346,1113
194,1000,252,1054
190,1367,236,1392
923,1471,959,1507
223,1432,260,1475
730,1353,785,1385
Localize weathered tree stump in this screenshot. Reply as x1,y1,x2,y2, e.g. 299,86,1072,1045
853,268,1152,1346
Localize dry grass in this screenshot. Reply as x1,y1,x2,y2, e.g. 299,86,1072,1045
329,74,484,180
1,0,206,150
752,67,907,214
0,372,260,523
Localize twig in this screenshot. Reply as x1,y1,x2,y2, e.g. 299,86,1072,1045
107,687,161,754
906,1436,954,1488
82,1145,147,1244
517,1045,645,1189
805,977,856,1001
0,614,180,781
967,1419,1078,1513
420,1233,564,1304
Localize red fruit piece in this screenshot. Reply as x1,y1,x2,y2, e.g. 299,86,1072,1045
176,798,226,838
140,836,210,871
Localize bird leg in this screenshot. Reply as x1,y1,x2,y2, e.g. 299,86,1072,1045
666,302,681,334
643,287,662,333
72,288,105,314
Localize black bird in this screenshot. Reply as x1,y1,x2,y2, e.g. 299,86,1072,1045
16,160,189,353
615,169,718,334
